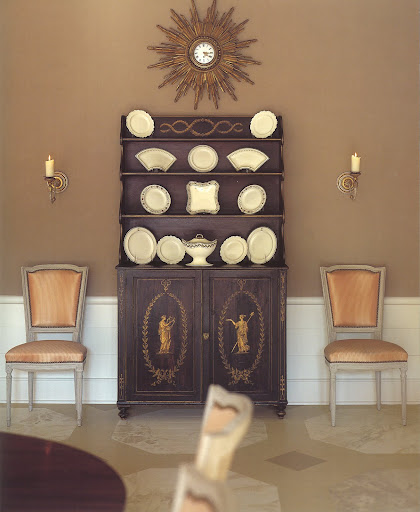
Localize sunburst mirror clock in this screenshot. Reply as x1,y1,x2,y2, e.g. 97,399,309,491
148,0,261,109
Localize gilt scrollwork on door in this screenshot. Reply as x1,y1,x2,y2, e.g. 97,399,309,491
142,280,188,386
119,374,125,400
280,375,286,401
118,273,125,323
218,284,265,386
279,273,286,324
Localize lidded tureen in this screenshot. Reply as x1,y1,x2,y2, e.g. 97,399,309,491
182,234,217,266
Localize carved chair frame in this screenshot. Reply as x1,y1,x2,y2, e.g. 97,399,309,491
6,264,88,427
320,265,407,426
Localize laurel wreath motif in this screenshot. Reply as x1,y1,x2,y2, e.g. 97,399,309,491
142,291,188,386
159,118,243,137
218,290,265,385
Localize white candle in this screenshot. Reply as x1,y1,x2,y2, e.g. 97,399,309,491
45,155,55,177
351,153,361,173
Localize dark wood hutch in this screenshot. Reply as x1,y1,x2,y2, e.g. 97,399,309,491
117,114,287,418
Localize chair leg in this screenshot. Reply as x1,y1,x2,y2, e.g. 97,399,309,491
28,372,34,412
6,366,12,427
401,367,407,426
330,367,337,427
75,368,83,427
375,371,381,411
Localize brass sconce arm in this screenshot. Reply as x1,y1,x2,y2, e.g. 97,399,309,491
337,171,361,200
44,171,69,204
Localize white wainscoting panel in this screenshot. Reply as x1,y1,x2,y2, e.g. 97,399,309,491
0,296,419,404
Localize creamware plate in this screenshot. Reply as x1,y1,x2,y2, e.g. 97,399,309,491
220,236,247,264
126,110,154,138
140,185,171,215
227,148,269,172
157,236,185,264
250,111,277,138
186,180,220,214
238,185,266,214
247,226,277,264
135,148,177,172
124,227,157,264
188,145,218,172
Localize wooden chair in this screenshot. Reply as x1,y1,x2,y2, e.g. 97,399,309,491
171,464,236,512
5,264,88,427
195,384,253,481
320,265,408,427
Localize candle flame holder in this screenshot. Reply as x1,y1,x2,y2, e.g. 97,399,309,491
337,171,361,200
44,171,69,204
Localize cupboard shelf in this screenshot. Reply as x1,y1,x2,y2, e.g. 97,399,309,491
121,172,284,177
121,137,283,143
120,214,284,219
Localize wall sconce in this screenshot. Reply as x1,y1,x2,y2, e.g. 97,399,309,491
337,153,361,200
44,155,69,204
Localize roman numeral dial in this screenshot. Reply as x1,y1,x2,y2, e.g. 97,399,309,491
192,42,215,67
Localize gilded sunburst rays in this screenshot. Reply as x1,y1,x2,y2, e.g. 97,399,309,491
148,0,261,109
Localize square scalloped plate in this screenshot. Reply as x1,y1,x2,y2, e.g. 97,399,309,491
186,180,220,214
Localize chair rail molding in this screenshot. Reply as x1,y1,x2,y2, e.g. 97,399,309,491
1,295,419,405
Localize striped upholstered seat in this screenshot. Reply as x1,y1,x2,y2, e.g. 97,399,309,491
6,339,87,363
324,338,407,364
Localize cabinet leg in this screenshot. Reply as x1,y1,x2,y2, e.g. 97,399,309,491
276,404,287,418
118,406,130,420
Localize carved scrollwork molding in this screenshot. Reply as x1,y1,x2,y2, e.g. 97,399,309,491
159,118,243,137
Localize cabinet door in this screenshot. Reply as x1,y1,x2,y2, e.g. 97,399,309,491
119,269,203,402
207,269,281,403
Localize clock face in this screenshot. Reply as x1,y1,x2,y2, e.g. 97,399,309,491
193,42,215,67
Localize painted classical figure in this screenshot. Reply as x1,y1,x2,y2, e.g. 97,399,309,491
157,315,175,354
226,312,254,353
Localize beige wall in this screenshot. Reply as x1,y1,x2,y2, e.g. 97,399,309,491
1,0,418,297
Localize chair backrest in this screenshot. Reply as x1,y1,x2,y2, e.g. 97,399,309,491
320,265,385,343
195,384,253,481
22,264,88,342
171,464,237,512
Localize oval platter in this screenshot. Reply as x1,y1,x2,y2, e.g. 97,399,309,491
247,226,277,264
123,227,157,264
